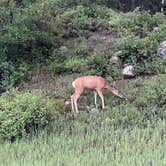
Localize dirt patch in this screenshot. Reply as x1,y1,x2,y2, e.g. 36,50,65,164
18,65,80,99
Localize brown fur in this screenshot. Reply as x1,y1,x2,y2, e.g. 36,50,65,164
71,76,126,113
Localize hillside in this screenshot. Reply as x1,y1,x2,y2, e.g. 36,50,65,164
0,1,166,165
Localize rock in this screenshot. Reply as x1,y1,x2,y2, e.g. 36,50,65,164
158,41,166,59
122,64,135,78
91,108,99,112
110,56,121,66
152,27,160,32
65,100,70,105
59,46,68,52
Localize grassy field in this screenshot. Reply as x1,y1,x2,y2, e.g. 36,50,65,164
0,1,166,166
1,112,166,166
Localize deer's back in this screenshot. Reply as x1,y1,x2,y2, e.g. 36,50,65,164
73,76,106,90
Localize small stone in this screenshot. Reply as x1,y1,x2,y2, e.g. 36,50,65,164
110,56,121,66
91,108,99,112
158,40,166,59
122,64,135,78
59,46,68,52
153,27,160,32
65,101,70,105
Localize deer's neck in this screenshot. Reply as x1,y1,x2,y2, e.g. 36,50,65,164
104,82,112,91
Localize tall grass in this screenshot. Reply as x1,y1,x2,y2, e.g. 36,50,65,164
0,112,166,166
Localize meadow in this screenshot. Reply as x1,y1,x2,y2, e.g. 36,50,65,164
0,1,166,166
1,112,166,166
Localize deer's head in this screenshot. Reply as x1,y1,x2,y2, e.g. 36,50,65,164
110,84,128,100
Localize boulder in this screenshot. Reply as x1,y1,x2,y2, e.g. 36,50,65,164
158,41,166,59
59,46,68,52
122,64,135,78
152,27,160,32
110,56,121,66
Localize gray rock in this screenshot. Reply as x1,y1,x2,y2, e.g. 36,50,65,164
158,41,166,59
110,56,121,66
59,46,68,52
65,100,70,105
122,64,135,78
152,27,160,32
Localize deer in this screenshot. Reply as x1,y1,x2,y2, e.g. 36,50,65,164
71,76,127,113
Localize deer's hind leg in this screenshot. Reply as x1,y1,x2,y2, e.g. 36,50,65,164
71,89,83,113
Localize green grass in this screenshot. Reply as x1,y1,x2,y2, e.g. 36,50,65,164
0,112,166,166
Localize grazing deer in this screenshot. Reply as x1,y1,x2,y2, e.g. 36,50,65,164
71,76,127,113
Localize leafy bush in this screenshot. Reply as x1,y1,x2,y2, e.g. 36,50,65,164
49,62,66,74
116,33,163,64
111,11,166,75
50,57,82,74
0,90,58,140
104,74,166,128
64,57,82,72
110,11,166,37
53,5,109,38
89,53,121,79
0,61,28,92
0,1,63,91
135,74,166,108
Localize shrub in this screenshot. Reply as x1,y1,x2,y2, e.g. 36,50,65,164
53,5,109,38
110,11,166,37
0,90,58,140
64,57,82,72
0,1,63,91
49,61,66,74
89,53,121,79
110,11,166,75
105,104,142,128
135,74,166,109
0,62,28,92
115,32,166,75
50,57,82,74
104,74,166,128
74,39,89,58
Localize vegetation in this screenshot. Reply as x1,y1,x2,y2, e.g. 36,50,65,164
0,90,59,140
1,0,165,91
0,0,166,165
111,11,166,75
0,114,166,166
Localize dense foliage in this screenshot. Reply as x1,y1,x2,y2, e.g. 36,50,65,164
1,0,165,91
0,90,58,140
110,11,166,75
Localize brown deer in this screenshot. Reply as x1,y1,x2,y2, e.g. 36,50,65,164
71,76,127,113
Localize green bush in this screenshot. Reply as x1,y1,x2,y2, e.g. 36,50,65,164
0,90,58,140
50,57,82,74
135,74,166,108
0,62,28,92
64,57,82,72
49,61,66,74
104,74,166,128
53,5,109,37
110,11,166,37
0,1,63,91
115,32,166,75
89,53,121,79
